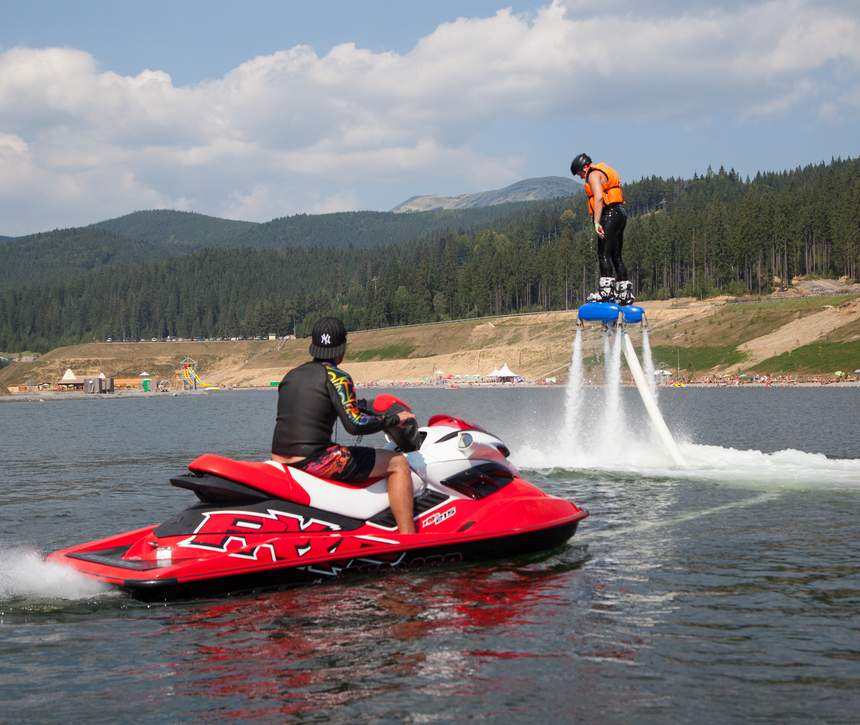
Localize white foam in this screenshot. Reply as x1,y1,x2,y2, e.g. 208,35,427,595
514,436,860,489
516,325,860,489
0,549,110,600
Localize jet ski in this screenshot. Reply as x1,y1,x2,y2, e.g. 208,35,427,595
49,395,588,601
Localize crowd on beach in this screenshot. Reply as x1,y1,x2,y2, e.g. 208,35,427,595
665,373,859,387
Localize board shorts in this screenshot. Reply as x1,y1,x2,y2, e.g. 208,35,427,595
294,444,376,483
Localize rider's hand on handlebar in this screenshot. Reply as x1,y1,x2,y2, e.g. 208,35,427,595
396,411,416,425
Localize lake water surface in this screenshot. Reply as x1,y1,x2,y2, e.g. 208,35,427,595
1,387,859,722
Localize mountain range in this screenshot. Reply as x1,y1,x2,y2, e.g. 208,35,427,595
3,157,858,355
391,176,579,213
0,186,571,289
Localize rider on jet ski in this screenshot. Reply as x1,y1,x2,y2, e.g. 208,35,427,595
271,317,417,533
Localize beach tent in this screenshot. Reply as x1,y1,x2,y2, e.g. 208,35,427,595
61,368,77,382
496,363,519,382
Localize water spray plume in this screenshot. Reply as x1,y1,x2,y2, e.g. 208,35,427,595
600,326,624,441
518,315,860,487
562,326,584,440
0,549,110,600
641,326,657,399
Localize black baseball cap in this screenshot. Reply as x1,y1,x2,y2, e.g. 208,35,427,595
309,317,347,360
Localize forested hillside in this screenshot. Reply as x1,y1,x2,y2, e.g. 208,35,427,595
1,158,857,351
95,210,258,247
3,201,542,290
93,202,544,251
226,203,538,249
0,228,179,288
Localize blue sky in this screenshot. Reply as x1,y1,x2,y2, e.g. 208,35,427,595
1,0,858,234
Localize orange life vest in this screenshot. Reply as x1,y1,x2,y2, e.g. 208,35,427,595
584,162,624,215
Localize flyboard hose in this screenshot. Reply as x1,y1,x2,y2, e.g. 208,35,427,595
620,314,686,467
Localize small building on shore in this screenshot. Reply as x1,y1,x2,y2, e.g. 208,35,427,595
57,368,86,391
57,368,114,393
84,373,114,394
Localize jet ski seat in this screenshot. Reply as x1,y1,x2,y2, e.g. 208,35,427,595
187,454,422,520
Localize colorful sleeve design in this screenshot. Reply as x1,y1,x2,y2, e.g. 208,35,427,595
324,364,387,435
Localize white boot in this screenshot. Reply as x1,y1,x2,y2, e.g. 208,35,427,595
615,280,635,306
586,276,616,303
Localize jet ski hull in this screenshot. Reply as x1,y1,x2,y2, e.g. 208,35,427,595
51,514,583,601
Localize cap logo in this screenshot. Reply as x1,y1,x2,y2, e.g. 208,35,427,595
320,333,331,345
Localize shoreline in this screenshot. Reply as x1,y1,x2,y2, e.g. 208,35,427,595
4,380,859,403
3,295,859,394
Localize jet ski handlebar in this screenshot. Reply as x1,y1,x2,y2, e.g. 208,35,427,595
365,393,421,452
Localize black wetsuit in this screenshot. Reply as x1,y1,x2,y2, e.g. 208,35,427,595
598,203,628,281
271,360,398,458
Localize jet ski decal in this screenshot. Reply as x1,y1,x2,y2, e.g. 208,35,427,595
177,508,338,557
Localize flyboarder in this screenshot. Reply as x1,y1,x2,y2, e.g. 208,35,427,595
570,153,634,305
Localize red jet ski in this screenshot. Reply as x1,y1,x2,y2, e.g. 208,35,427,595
49,396,588,601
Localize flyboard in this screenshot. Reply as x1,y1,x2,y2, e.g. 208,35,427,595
577,302,686,467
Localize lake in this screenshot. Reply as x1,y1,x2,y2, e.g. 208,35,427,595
1,387,859,722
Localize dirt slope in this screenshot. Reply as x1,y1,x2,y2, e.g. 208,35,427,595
1,290,857,388
721,297,860,373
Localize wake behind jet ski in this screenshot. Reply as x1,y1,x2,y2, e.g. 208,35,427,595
49,395,587,601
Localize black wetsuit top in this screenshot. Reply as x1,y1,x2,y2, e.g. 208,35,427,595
271,360,398,457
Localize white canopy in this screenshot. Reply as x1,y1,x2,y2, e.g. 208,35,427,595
497,363,517,377
61,368,77,382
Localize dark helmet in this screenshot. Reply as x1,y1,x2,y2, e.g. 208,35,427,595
309,317,347,360
570,153,592,176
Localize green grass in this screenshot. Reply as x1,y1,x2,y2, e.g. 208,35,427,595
650,345,747,372
347,343,417,362
752,340,860,373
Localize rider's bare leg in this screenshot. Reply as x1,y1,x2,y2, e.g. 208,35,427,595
371,450,416,534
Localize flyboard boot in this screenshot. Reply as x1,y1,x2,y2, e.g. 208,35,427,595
586,277,617,303
615,280,635,306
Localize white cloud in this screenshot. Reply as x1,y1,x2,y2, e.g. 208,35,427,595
0,0,858,234
818,102,840,122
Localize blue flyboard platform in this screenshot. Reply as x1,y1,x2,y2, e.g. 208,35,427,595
578,302,645,324
578,301,621,323
621,305,644,324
